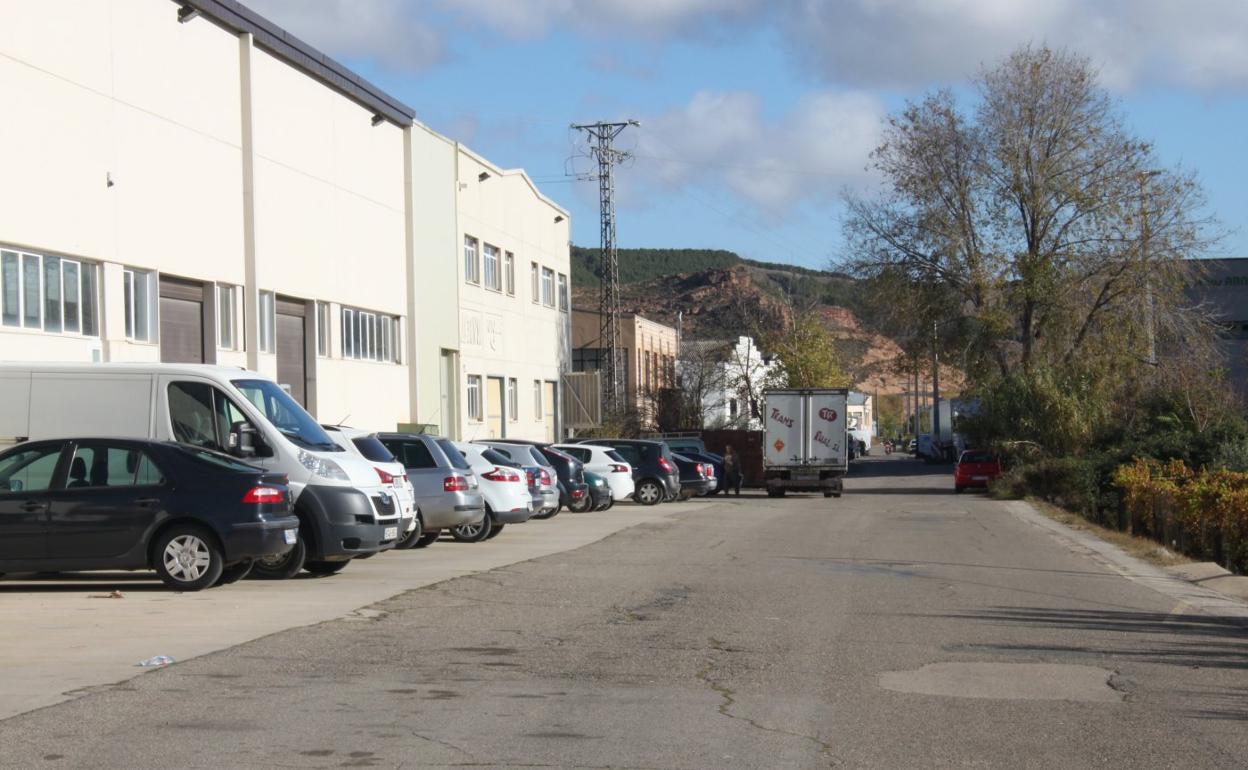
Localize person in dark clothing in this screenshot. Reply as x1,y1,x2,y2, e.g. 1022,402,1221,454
722,445,743,495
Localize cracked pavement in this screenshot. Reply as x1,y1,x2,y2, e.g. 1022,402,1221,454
2,457,1247,768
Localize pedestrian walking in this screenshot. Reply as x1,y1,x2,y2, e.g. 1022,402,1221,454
723,445,743,496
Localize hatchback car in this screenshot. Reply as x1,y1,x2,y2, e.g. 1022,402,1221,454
453,442,535,541
0,438,298,590
378,433,486,548
570,438,680,505
483,439,591,513
474,441,561,518
553,444,635,503
583,470,613,511
671,453,714,499
954,450,1002,493
322,425,416,538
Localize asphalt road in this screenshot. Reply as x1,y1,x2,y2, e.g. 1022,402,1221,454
3,456,1247,769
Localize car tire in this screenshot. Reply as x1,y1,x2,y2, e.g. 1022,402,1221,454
215,559,254,586
152,524,224,591
395,515,424,550
304,560,350,576
486,523,505,539
451,514,493,543
250,536,307,580
823,491,833,498
412,532,441,548
955,486,965,494
569,493,593,513
767,488,785,498
635,479,664,506
532,508,559,520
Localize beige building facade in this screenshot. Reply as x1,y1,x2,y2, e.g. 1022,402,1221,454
571,309,678,423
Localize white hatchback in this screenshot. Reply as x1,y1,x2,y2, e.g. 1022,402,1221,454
322,425,416,530
455,443,535,528
554,443,635,503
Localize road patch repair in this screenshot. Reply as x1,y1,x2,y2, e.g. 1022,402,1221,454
879,662,1125,702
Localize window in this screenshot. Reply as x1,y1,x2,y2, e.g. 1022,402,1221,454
66,444,165,488
258,291,275,353
533,379,543,420
341,307,399,362
0,443,64,493
466,375,482,421
464,235,480,284
483,243,501,291
530,261,539,303
1,249,99,336
316,302,330,357
381,437,436,468
123,268,154,342
168,381,255,453
507,378,518,422
558,273,569,311
541,267,555,307
217,285,236,349
505,252,515,295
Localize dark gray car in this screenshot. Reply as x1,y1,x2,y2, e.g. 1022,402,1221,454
378,433,485,548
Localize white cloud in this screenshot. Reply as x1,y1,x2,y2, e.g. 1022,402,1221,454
631,89,884,210
444,0,761,38
243,0,443,72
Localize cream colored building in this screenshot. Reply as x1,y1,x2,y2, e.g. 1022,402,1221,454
571,309,678,425
0,0,570,438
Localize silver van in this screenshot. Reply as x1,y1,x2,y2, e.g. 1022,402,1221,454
0,363,403,578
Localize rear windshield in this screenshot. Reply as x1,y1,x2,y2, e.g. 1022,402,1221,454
436,438,471,471
482,448,516,467
961,452,995,464
606,450,627,463
352,435,396,463
525,446,551,466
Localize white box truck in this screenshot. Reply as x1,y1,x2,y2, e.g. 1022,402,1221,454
763,388,848,498
0,363,411,578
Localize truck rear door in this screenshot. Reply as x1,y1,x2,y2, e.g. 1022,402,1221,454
764,392,805,466
808,391,848,469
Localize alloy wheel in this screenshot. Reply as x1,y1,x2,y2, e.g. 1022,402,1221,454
163,534,212,583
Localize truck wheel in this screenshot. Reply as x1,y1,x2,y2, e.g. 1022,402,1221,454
304,560,350,576
249,536,307,580
767,488,785,498
823,491,833,498
635,479,664,506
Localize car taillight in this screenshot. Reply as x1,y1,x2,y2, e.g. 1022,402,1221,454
443,475,469,492
483,467,522,483
242,486,284,504
375,467,396,485
572,488,586,499
611,463,629,473
539,469,552,486
526,469,536,485
658,457,674,474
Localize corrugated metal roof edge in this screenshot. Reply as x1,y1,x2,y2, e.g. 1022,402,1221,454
175,0,416,127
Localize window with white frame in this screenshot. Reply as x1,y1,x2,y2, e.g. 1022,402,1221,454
316,302,330,357
1,249,99,337
533,379,543,420
507,378,518,422
123,268,155,342
558,273,569,312
257,291,275,353
464,236,480,284
541,267,555,307
483,243,501,291
340,306,399,363
504,252,515,295
530,261,539,303
216,284,236,349
466,375,482,421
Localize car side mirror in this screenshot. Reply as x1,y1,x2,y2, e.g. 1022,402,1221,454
8,479,23,492
229,421,258,458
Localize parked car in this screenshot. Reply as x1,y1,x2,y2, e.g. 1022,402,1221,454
908,439,918,454
482,439,591,513
671,452,714,499
552,443,635,503
378,433,485,548
0,438,298,590
954,450,1002,493
453,442,535,541
672,449,724,494
0,363,401,580
660,436,707,456
583,470,613,511
322,425,416,539
474,441,560,518
569,438,680,506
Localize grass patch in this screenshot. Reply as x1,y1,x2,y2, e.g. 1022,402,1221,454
1026,498,1191,569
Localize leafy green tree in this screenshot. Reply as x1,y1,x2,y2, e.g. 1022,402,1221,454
765,308,850,389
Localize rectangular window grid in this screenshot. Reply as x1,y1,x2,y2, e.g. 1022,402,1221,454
464,236,480,284
2,249,99,337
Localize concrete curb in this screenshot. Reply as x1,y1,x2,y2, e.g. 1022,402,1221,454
1007,501,1248,621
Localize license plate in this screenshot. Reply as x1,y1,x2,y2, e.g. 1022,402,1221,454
383,526,398,540
283,529,298,545
972,475,988,481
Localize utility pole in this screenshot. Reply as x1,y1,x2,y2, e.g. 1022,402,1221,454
932,319,941,455
1139,169,1161,369
572,119,639,414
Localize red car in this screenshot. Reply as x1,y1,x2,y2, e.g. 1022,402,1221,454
954,450,1002,493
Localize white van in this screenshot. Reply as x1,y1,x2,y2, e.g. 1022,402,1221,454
0,363,407,578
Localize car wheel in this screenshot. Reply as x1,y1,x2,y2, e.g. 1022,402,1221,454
304,560,350,576
395,515,424,550
569,493,593,513
635,479,663,506
767,488,785,498
215,559,254,586
250,536,307,580
451,514,493,543
823,491,833,498
153,525,224,591
532,508,559,520
412,532,441,548
486,523,505,539
955,486,965,494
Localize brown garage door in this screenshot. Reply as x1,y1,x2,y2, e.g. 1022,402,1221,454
276,297,307,407
159,277,206,364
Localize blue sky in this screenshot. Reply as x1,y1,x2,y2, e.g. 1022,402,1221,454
249,1,1248,270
